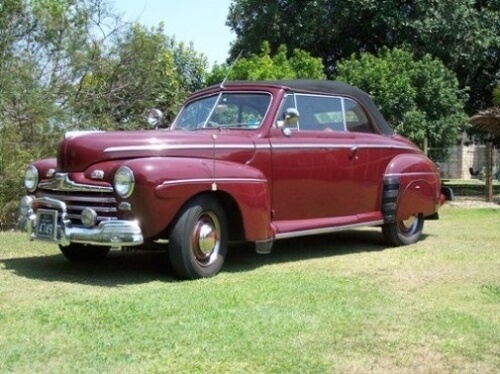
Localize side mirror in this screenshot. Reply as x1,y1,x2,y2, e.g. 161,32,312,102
147,108,165,129
277,108,299,136
283,107,299,126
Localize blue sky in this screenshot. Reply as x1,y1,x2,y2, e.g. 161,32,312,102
111,0,234,66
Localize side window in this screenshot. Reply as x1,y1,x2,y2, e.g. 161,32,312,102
344,98,374,133
295,95,344,131
279,94,375,133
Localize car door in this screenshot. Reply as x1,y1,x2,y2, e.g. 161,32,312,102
270,93,362,223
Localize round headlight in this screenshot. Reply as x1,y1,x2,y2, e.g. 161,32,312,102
114,166,135,198
24,165,39,192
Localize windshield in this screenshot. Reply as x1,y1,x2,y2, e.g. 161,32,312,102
173,92,271,130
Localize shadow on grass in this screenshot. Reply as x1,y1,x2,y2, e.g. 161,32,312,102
1,228,430,286
224,228,389,273
0,250,176,287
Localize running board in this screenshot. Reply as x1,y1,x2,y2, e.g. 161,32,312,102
275,220,384,240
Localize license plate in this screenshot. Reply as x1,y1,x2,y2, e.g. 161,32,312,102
35,209,58,241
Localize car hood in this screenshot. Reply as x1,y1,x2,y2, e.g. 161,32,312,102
57,130,257,172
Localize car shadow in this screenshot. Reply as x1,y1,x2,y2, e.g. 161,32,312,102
0,250,177,287
1,229,429,286
224,228,390,273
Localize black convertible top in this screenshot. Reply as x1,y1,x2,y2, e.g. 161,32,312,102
270,79,368,96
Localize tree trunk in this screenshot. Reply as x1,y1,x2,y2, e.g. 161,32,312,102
485,141,493,202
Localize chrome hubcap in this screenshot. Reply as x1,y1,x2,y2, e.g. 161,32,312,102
192,212,220,265
399,215,418,234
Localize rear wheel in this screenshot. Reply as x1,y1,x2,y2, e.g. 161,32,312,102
382,214,424,246
59,244,110,261
169,195,228,279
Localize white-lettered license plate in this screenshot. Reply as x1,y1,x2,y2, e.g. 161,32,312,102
35,209,58,241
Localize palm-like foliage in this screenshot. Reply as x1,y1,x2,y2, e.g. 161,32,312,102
470,88,500,137
469,106,500,137
468,87,500,202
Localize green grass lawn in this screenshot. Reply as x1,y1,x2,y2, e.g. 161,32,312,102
1,205,499,373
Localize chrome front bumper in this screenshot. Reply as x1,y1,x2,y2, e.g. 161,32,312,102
18,196,144,247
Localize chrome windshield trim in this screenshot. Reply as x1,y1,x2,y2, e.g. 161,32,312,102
39,173,113,193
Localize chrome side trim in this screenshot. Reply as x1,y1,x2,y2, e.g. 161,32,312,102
104,142,417,154
271,143,353,149
271,143,416,152
39,173,113,193
105,143,256,153
385,172,440,177
160,177,267,186
275,220,384,240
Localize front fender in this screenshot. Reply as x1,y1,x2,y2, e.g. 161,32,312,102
32,158,57,181
385,153,441,221
122,157,272,241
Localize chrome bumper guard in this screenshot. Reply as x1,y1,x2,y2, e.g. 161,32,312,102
19,196,143,247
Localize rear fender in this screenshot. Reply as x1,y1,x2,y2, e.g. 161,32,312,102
384,153,441,222
397,180,436,220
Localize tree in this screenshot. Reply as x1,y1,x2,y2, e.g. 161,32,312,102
72,24,209,130
336,48,468,151
206,42,325,85
0,0,124,227
172,41,208,94
227,0,500,114
400,0,500,113
0,0,210,227
0,0,125,148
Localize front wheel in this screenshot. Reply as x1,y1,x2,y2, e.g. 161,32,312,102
382,214,424,246
59,244,110,262
168,195,228,279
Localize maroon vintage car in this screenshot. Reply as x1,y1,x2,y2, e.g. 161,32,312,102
18,80,448,279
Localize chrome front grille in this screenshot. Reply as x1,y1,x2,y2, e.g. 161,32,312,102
37,190,117,225
33,172,117,226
